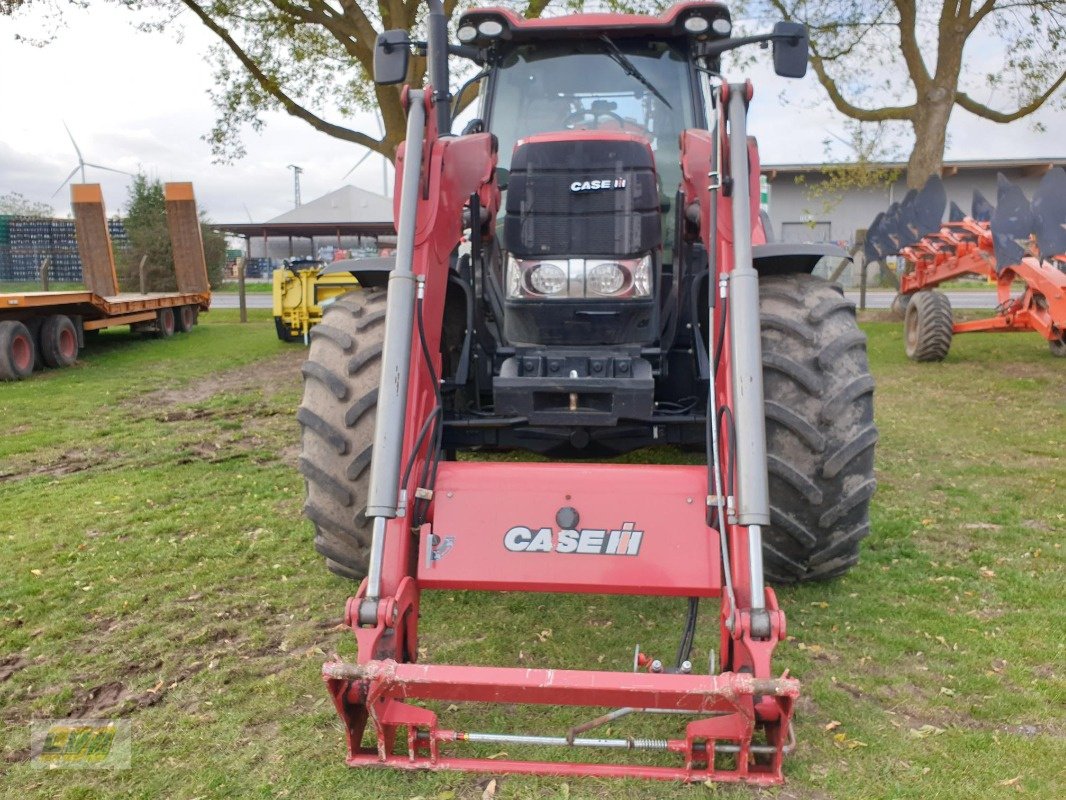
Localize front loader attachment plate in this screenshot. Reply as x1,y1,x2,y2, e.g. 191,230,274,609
323,660,799,783
419,461,721,597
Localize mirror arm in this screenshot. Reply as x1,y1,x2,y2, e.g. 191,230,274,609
698,31,802,59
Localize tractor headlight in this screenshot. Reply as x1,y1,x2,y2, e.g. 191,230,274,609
683,16,710,34
586,262,626,296
528,262,568,295
507,255,653,299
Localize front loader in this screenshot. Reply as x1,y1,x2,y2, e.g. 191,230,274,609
297,1,877,783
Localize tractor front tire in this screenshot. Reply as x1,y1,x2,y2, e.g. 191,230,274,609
297,289,387,580
904,290,953,361
759,273,878,583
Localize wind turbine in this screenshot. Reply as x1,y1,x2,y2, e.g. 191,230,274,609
51,123,133,198
341,111,392,197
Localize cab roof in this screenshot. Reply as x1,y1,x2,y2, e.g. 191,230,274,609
456,2,731,43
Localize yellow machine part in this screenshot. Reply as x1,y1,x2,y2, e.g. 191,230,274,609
272,267,360,342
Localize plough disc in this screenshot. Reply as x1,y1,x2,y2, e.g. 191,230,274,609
990,174,1034,272
1032,166,1066,265
972,188,995,223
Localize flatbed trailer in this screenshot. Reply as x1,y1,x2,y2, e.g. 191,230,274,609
0,182,212,381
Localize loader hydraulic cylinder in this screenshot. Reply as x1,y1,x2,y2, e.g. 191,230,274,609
364,90,427,605
725,84,770,608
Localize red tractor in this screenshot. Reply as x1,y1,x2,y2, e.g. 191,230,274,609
298,1,877,783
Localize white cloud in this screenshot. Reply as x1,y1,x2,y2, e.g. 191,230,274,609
0,3,1061,223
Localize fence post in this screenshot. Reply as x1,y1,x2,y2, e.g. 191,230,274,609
138,254,148,295
859,255,869,311
39,256,51,292
237,256,248,323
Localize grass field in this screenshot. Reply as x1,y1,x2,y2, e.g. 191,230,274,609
1,309,1063,799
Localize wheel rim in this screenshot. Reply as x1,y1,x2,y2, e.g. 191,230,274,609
163,310,175,333
182,307,194,329
59,327,76,359
12,334,31,371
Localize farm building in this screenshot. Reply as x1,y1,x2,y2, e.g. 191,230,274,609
762,157,1065,250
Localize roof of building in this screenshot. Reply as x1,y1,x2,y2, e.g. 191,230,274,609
213,185,395,239
266,185,393,224
762,157,1065,179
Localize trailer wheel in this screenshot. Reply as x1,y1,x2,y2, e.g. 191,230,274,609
0,320,37,381
274,316,299,343
39,315,79,368
298,289,387,580
156,307,176,338
175,305,196,333
904,290,953,361
889,292,911,319
759,273,878,583
25,317,45,370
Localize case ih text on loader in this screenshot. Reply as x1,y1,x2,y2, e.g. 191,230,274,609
297,1,878,783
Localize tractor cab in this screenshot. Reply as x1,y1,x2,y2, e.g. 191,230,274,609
457,6,725,352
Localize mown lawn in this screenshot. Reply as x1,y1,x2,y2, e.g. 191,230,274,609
0,310,1062,799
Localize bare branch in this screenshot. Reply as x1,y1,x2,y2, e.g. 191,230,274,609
809,51,917,122
956,67,1066,121
177,0,386,155
893,0,931,89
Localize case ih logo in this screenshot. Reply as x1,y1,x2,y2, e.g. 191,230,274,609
503,522,643,555
570,178,628,193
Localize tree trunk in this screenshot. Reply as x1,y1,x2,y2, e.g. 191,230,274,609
906,87,954,188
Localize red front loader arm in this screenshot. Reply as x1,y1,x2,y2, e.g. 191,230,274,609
323,81,797,784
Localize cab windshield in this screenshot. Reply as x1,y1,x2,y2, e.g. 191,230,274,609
487,39,696,197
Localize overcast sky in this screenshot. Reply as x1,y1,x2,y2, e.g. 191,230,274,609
1,3,1063,223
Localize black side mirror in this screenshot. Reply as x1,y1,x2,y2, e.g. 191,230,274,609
495,167,510,191
374,30,410,85
772,21,808,78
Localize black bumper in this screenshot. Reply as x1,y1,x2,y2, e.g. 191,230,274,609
493,350,654,426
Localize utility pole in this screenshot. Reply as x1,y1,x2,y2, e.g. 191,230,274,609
287,164,303,207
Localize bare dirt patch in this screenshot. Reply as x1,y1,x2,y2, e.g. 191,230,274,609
0,449,113,484
141,348,305,407
0,656,28,682
66,659,209,718
857,309,902,323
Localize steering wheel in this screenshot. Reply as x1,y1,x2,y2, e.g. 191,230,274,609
564,108,627,130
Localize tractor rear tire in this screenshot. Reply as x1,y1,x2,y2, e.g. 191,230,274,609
904,290,953,361
297,289,387,580
1049,335,1066,358
759,273,878,583
0,320,37,381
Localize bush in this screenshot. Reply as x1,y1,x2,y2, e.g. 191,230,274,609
116,174,227,291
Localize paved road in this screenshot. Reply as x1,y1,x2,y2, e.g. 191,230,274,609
211,290,1000,311
212,293,273,309
844,290,997,309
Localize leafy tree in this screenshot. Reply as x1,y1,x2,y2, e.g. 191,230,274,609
118,174,227,290
0,191,54,217
752,0,1066,186
144,0,556,163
